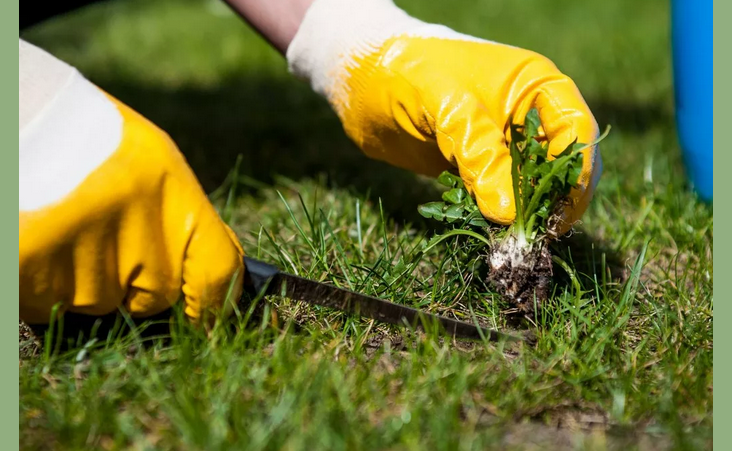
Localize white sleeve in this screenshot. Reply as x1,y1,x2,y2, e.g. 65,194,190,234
285,0,424,100
285,0,488,114
19,39,123,211
19,39,75,132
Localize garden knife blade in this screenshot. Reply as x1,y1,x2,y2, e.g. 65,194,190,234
242,257,522,342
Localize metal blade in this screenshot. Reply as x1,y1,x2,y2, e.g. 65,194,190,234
242,257,520,342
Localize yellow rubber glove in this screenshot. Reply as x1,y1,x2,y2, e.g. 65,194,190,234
287,0,602,230
19,40,244,325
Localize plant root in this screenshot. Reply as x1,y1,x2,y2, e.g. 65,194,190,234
486,236,553,315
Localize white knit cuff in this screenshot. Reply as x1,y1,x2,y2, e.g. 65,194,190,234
19,39,123,211
286,0,493,115
19,39,76,132
286,0,424,101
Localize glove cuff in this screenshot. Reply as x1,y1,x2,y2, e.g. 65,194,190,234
286,0,425,111
286,1,493,118
19,39,123,211
19,39,76,132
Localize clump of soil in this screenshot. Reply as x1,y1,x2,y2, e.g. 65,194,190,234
485,236,553,314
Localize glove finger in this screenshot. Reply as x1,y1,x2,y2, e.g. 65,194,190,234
532,75,602,231
124,287,178,318
435,95,515,224
181,202,245,324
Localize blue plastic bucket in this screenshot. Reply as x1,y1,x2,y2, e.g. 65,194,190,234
671,0,712,201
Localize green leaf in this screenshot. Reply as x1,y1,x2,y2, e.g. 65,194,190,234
419,107,609,244
535,199,552,219
522,159,540,179
510,128,526,156
468,217,489,227
442,188,466,204
526,140,547,161
444,204,465,222
524,108,541,140
555,138,580,158
567,155,584,188
437,171,463,188
418,202,446,220
509,133,525,231
462,192,478,208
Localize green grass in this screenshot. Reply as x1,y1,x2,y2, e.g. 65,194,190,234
20,0,713,449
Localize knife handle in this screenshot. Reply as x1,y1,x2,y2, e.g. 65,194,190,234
242,256,281,298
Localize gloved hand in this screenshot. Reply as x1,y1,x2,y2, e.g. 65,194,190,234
287,0,602,230
19,40,244,325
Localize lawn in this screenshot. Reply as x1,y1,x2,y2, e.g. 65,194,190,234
19,0,713,449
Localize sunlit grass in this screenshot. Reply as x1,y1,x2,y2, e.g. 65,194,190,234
20,0,712,449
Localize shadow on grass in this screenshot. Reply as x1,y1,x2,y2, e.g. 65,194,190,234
99,76,443,227
587,97,674,134
22,310,176,355
99,76,672,229
550,229,629,293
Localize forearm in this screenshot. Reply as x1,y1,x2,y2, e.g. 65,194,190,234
223,0,315,54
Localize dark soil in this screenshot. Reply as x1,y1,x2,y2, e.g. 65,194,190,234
486,241,553,315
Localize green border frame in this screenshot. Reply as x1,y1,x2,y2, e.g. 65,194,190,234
713,0,722,447
10,0,20,447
